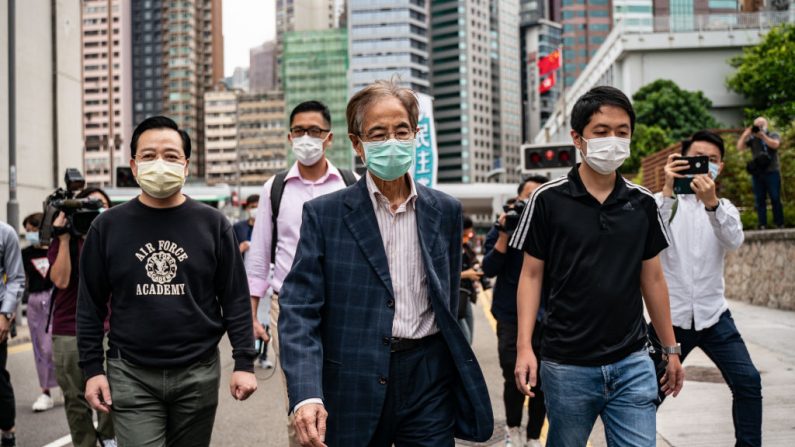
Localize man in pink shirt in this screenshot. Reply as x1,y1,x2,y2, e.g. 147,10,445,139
245,100,356,445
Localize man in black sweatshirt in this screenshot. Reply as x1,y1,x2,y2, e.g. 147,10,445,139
77,116,257,446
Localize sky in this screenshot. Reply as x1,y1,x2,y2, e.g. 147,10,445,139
222,0,276,77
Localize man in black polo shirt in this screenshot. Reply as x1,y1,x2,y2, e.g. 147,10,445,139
509,86,685,446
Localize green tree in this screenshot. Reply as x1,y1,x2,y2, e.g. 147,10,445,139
623,123,672,174
727,24,795,126
632,79,721,141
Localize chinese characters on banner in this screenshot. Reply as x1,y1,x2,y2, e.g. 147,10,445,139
412,93,438,188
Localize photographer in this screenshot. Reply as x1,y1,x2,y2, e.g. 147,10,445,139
737,116,783,229
481,175,547,447
48,187,115,447
653,131,761,447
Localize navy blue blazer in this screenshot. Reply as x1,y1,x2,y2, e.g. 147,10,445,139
279,177,494,445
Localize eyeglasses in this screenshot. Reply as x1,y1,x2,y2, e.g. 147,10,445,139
290,127,330,138
136,152,185,163
360,129,416,143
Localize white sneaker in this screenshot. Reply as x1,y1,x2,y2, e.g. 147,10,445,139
504,425,522,446
100,439,117,447
259,359,274,369
31,394,54,412
525,439,542,447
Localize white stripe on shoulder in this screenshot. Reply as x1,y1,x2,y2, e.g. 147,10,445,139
509,176,569,250
622,178,672,246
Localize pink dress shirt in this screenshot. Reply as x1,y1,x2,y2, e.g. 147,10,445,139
245,160,350,297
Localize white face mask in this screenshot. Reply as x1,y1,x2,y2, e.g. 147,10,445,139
292,135,325,166
135,159,187,199
580,136,631,175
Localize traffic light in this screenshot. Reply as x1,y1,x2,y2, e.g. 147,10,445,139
521,143,577,174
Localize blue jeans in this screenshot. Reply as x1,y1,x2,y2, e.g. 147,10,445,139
752,171,783,227
541,350,657,447
649,310,762,447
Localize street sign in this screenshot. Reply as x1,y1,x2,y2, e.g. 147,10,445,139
412,93,438,188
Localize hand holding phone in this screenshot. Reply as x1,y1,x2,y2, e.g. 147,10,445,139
673,155,709,195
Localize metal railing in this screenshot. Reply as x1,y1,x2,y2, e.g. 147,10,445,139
630,10,794,34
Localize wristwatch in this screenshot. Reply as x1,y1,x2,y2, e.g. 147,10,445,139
662,343,682,356
705,202,720,212
1,313,13,321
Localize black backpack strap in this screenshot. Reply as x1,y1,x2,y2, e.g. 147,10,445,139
269,171,288,264
339,169,357,186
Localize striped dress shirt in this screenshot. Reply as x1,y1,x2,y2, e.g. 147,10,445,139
366,173,438,339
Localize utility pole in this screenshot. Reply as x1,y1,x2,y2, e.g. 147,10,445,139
7,0,19,230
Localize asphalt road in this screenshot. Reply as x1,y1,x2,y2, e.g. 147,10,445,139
7,295,795,446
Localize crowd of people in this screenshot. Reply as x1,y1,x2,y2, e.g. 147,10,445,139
0,79,779,447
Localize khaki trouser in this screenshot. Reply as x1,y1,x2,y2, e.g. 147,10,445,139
53,335,115,447
270,292,300,447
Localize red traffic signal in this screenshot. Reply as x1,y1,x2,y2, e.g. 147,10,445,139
522,144,577,172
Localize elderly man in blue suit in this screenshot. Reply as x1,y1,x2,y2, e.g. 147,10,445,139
278,79,494,446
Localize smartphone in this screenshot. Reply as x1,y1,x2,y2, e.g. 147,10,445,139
673,155,709,195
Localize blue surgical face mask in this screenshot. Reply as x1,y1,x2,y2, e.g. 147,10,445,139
708,162,720,180
362,139,415,181
25,231,40,245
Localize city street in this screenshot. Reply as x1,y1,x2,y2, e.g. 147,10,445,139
6,296,795,446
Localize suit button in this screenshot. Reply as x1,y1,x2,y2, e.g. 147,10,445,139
379,376,388,385
383,337,391,346
386,299,395,309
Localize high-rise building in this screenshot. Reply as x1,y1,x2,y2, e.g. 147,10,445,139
520,0,563,143
250,41,277,92
1,0,84,225
130,0,224,179
275,0,336,86
203,87,287,186
277,0,337,34
282,29,352,171
521,20,563,142
204,87,238,186
614,0,654,32
347,0,431,95
227,66,250,91
431,0,522,183
491,0,523,182
430,0,491,183
520,0,547,23
555,0,613,88
81,0,133,187
238,91,287,185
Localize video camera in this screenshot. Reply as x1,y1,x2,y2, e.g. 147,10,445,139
39,169,103,245
502,199,527,235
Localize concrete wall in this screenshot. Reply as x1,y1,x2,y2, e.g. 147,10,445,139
725,229,795,311
0,0,83,230
616,47,747,126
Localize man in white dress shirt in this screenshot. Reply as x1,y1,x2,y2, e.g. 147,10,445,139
650,130,762,447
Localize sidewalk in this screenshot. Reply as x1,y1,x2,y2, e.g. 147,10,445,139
468,294,795,447
654,299,795,447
